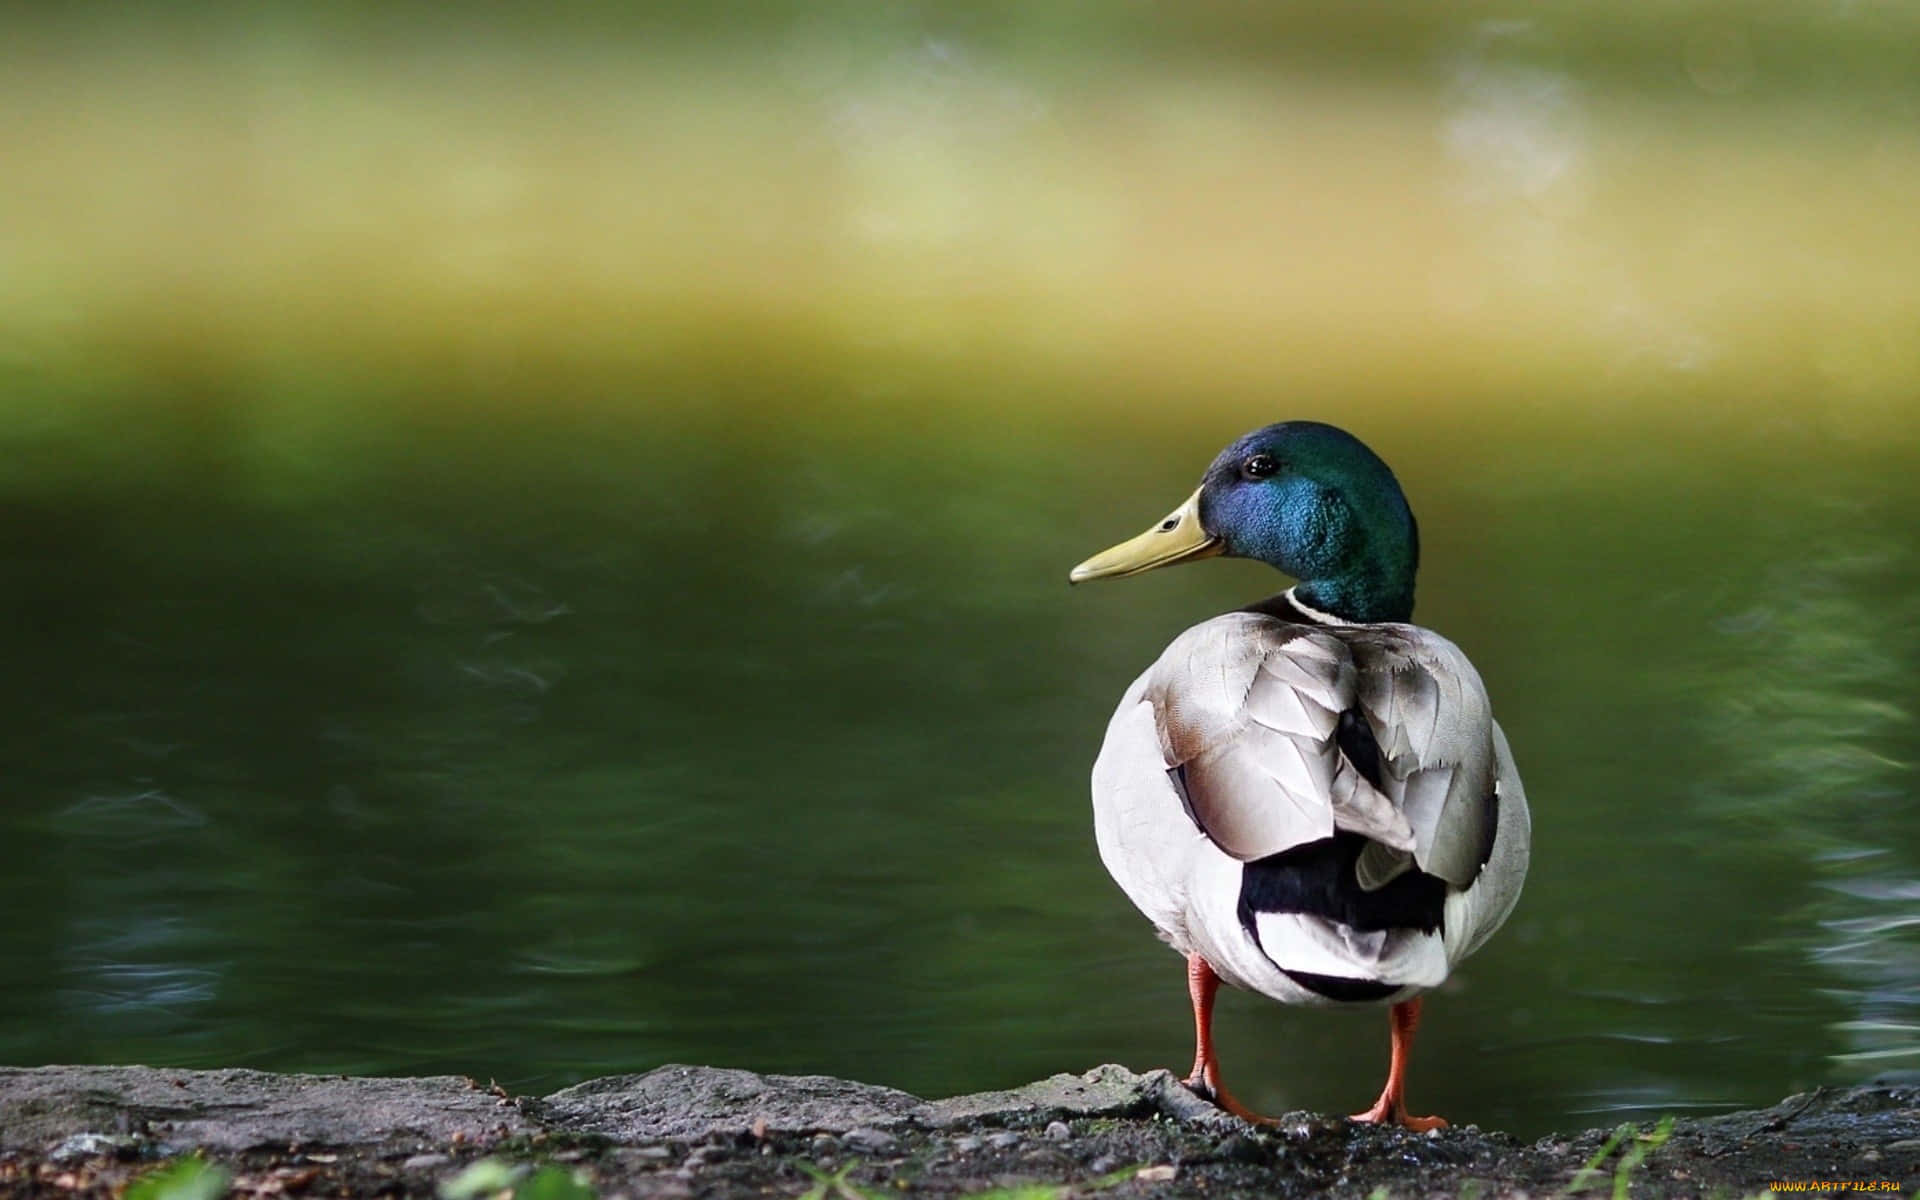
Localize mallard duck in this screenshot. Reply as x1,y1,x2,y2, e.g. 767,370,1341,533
1070,421,1531,1131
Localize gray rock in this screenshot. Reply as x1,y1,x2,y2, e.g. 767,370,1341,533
400,1152,451,1171
931,1065,1155,1127
0,1066,538,1153
987,1131,1022,1150
538,1064,1222,1147
939,1065,1243,1131
1692,1084,1920,1154
542,1066,925,1141
1045,1121,1070,1141
951,1135,982,1154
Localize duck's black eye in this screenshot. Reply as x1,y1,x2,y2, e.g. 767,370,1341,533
1242,454,1280,479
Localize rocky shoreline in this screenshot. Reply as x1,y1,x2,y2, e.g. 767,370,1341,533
1,1064,1914,1198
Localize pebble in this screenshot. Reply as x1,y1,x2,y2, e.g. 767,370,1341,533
1885,1139,1920,1152
810,1133,841,1156
951,1136,982,1155
1089,1155,1121,1174
48,1134,123,1163
631,1145,673,1161
1045,1121,1071,1141
401,1153,451,1172
844,1127,897,1155
987,1131,1022,1150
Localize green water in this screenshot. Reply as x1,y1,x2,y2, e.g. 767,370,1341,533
0,365,1914,1139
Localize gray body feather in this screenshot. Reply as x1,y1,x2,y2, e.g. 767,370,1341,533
1143,612,1497,887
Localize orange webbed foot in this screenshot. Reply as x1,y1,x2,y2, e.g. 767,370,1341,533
1349,1099,1448,1132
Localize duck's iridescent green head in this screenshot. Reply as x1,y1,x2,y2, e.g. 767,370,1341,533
1069,421,1419,624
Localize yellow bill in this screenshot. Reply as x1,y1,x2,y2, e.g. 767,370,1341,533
1069,487,1223,583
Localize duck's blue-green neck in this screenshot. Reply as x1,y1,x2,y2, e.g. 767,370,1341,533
1291,572,1414,625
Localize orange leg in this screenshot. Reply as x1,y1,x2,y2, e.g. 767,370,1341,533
1349,998,1447,1132
1179,954,1273,1124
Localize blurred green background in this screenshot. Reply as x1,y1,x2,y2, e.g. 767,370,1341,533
1,2,1916,1138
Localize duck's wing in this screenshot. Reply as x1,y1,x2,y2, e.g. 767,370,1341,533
1338,623,1500,891
1146,612,1498,891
